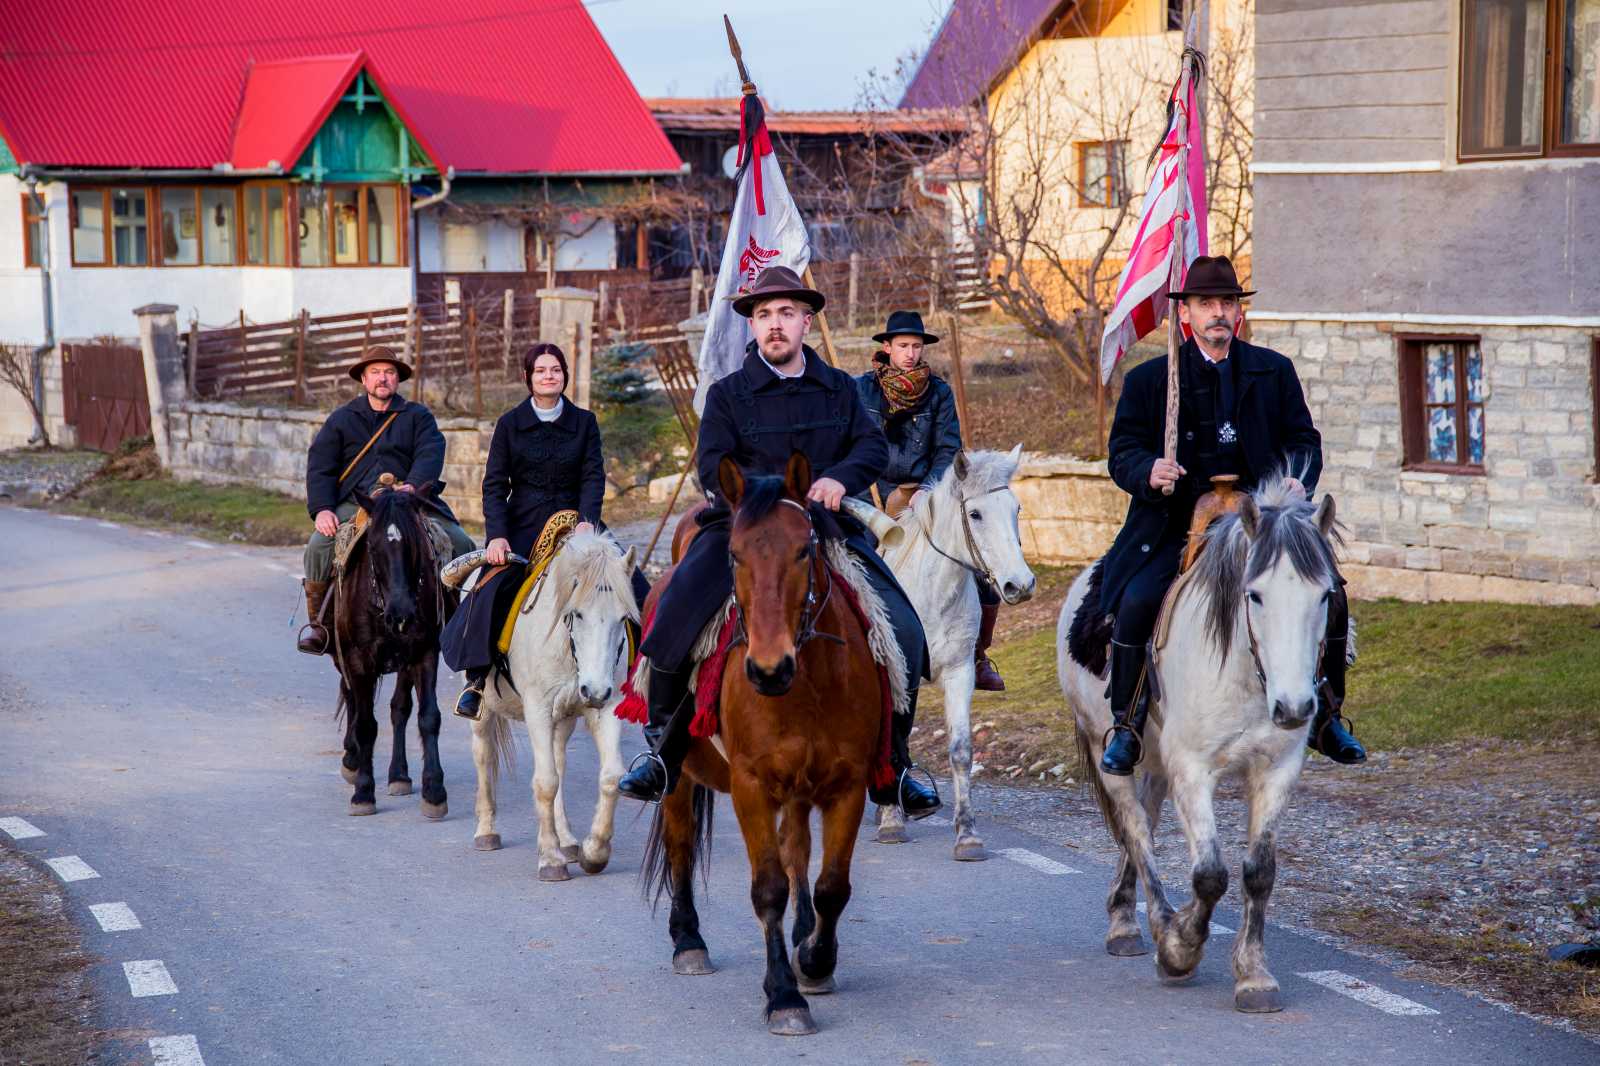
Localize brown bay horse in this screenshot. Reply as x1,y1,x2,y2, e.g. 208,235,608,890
641,453,885,1036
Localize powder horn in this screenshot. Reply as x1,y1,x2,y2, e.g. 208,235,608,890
839,496,907,551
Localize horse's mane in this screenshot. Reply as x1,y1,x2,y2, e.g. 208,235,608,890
548,529,639,624
1189,473,1344,660
362,488,433,566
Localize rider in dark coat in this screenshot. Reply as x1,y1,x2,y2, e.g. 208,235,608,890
1098,256,1365,775
617,267,940,818
854,309,1007,691
298,346,474,655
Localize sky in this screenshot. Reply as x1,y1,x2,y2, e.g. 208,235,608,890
587,0,953,110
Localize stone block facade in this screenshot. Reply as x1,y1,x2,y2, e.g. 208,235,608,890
1252,320,1599,606
1012,455,1124,565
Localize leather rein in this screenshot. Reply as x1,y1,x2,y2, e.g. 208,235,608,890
918,485,1008,589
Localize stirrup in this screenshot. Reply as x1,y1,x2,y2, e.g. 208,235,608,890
1100,723,1144,769
296,622,329,656
621,749,670,803
894,764,942,821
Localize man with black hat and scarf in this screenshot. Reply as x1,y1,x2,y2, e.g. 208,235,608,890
296,345,475,655
617,266,941,818
1098,256,1365,775
854,309,1006,690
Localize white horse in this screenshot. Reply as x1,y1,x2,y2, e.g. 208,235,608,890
873,446,1036,860
1056,478,1345,1011
470,530,640,882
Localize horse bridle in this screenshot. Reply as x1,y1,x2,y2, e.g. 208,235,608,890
730,498,843,651
1241,588,1330,693
919,486,1008,589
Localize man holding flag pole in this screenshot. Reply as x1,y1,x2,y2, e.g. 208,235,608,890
1094,10,1365,776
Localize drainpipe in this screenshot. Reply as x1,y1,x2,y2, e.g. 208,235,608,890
22,169,54,446
408,166,454,303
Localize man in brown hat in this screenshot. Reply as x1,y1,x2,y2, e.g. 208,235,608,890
1097,255,1364,774
296,346,475,655
617,266,941,817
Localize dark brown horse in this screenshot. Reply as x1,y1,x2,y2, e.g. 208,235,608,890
642,453,885,1036
333,483,453,818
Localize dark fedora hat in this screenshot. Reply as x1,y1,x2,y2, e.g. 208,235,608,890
731,265,826,317
347,344,414,383
1167,255,1256,300
872,309,940,345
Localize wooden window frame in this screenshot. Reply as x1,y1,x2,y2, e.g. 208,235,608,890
1076,141,1129,209
292,183,407,268
1398,332,1488,474
69,186,113,267
1458,0,1600,162
20,193,46,268
242,181,291,267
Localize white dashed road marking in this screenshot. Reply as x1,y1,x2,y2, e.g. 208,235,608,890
149,1035,206,1066
1297,970,1440,1016
56,514,82,521
123,959,179,997
89,902,143,932
184,540,216,551
996,847,1080,875
1136,901,1234,935
0,816,45,839
44,855,100,882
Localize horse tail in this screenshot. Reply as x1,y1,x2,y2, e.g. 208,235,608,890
479,710,516,791
640,783,714,914
1075,727,1126,851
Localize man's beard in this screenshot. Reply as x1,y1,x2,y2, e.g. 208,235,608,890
762,332,802,364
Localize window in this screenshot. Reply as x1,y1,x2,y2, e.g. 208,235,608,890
21,194,46,268
243,183,289,266
1077,140,1130,208
158,187,201,265
110,188,148,265
364,186,400,265
441,219,489,272
1399,335,1487,472
201,188,237,265
70,188,107,264
293,184,405,267
297,185,328,266
1460,0,1600,159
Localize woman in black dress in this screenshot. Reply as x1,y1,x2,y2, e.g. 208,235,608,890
443,342,646,719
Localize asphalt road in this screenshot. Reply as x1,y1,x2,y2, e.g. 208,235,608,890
2,504,1595,1065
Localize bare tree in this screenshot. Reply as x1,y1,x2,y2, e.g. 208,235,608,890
0,344,49,446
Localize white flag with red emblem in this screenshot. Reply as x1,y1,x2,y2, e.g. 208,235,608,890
694,95,811,413
1099,51,1209,384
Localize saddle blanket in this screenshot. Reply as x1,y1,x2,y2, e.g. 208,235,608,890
334,510,454,577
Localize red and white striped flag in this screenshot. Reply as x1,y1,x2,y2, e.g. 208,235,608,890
1099,56,1208,384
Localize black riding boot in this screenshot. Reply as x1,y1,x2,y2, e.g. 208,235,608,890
868,695,942,818
452,667,490,720
617,665,694,802
1309,635,1366,764
1101,640,1151,777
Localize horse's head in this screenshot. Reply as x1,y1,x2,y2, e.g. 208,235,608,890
721,452,818,697
353,484,431,633
1198,478,1342,730
549,531,639,709
922,444,1037,604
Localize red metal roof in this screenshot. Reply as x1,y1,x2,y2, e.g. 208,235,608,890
0,0,682,175
229,54,364,171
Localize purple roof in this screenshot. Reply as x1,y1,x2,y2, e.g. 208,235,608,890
899,0,1064,109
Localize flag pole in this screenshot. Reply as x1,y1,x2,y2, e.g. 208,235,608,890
1161,12,1203,495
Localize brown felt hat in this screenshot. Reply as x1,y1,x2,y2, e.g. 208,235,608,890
731,265,826,317
1167,255,1256,300
347,344,414,383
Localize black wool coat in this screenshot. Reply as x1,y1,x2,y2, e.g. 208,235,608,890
853,370,963,500
481,399,606,558
1100,336,1322,616
305,394,459,523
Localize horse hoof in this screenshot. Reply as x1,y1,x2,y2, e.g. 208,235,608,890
340,764,358,785
1106,934,1148,957
538,863,571,882
388,780,412,796
876,826,909,845
1235,985,1284,1013
579,857,609,876
560,844,581,862
474,834,502,851
420,800,447,821
1156,957,1197,984
767,1008,817,1037
672,949,715,976
952,840,988,862
797,974,836,995
349,801,377,817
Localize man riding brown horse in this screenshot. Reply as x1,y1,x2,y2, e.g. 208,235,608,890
298,345,475,655
617,266,940,818
1098,256,1364,776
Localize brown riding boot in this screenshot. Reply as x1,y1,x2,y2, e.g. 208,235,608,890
297,579,332,655
974,602,1005,692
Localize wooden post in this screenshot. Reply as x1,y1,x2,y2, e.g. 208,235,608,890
502,289,515,372
930,251,942,314
690,267,704,315
568,320,587,407
293,309,308,405
597,280,610,339
801,265,839,367
237,310,247,363
414,310,427,398
847,252,860,328
635,223,648,273
469,304,482,416
1162,214,1185,495
403,304,417,361
944,310,971,434
185,318,198,400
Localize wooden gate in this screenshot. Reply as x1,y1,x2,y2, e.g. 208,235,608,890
62,344,150,452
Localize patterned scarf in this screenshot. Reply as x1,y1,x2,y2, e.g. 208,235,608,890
874,360,932,416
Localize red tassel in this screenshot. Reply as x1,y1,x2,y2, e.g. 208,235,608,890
614,602,658,724
689,612,740,739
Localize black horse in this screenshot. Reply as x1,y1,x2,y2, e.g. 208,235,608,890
333,483,454,818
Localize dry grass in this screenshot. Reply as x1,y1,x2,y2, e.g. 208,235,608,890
0,843,96,1063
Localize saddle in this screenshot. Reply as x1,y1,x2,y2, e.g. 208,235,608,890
493,510,580,655
332,475,455,579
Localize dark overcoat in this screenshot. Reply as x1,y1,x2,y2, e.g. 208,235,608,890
481,399,605,558
305,393,459,524
853,370,963,500
1100,336,1322,615
640,343,902,670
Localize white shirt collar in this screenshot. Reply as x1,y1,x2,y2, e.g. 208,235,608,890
530,396,564,421
759,351,806,380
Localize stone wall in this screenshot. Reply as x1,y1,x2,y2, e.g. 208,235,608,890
164,401,494,525
1253,320,1600,606
1012,456,1123,565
